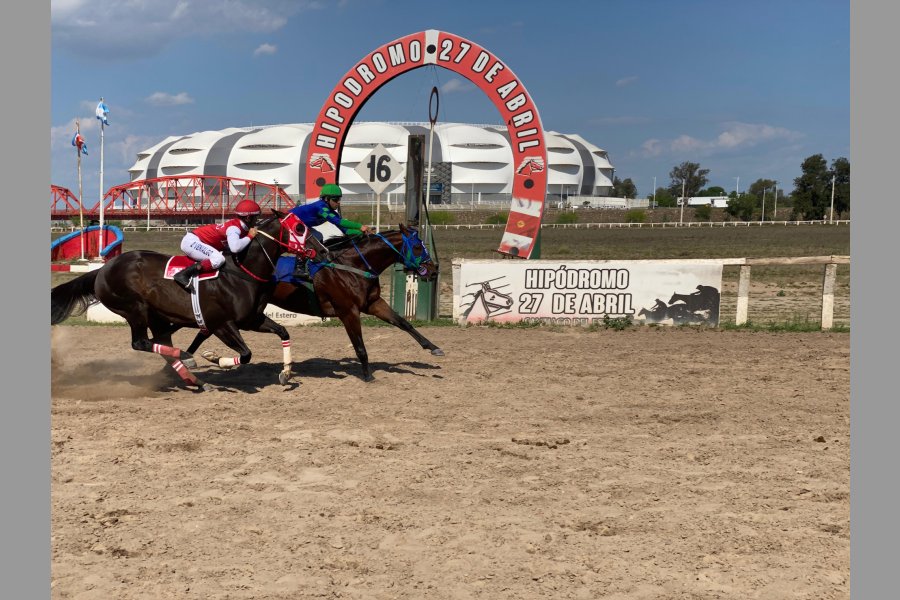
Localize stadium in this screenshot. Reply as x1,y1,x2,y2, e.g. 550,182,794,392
127,121,616,205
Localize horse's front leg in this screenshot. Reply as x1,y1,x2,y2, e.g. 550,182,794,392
366,297,444,356
183,329,214,369
338,307,373,382
242,313,293,385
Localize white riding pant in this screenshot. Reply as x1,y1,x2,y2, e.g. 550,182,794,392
181,233,225,268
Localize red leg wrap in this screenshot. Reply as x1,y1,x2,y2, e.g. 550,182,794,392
152,343,181,358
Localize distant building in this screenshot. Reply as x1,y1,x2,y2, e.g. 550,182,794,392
128,122,615,203
679,196,730,208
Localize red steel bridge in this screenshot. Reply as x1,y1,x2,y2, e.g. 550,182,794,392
51,176,298,222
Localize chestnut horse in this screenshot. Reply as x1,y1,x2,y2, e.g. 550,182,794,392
185,224,442,382
50,210,313,391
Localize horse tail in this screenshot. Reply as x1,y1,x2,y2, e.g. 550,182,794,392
51,270,100,325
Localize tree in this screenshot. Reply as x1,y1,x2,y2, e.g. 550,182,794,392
668,162,710,199
612,176,638,199
747,178,777,220
650,187,677,207
725,194,757,221
830,157,850,217
791,154,830,220
698,186,726,196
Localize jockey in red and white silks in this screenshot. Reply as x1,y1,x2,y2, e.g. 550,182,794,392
174,199,261,289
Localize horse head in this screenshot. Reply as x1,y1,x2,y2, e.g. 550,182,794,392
236,210,311,280
393,224,438,281
478,282,513,310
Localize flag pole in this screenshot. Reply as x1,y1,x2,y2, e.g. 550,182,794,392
76,119,85,260
98,98,106,259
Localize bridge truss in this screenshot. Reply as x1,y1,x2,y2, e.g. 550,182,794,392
50,176,298,222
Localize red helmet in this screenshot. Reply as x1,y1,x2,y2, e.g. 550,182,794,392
234,200,261,217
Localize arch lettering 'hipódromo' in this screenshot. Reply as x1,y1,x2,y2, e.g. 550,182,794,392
304,30,548,259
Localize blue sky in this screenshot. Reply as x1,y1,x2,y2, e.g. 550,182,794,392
51,0,849,203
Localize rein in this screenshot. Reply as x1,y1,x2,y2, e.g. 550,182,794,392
374,231,432,274
231,215,306,282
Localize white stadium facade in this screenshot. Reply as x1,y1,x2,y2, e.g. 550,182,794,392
127,122,615,205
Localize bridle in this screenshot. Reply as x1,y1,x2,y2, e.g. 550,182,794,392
234,213,311,282
374,229,434,277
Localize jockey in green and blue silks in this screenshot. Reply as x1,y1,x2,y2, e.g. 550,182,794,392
288,184,371,280
288,184,371,242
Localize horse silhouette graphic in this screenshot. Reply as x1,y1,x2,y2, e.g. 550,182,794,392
309,153,335,172
461,278,514,321
638,285,721,325
515,156,545,176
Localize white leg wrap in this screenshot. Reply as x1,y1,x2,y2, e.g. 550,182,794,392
218,356,240,369
282,340,292,367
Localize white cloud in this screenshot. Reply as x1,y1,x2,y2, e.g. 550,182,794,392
615,76,638,88
440,79,475,94
254,43,277,57
637,122,803,157
146,92,194,106
51,0,318,60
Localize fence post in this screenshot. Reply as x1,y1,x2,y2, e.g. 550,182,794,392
736,265,751,325
821,263,837,330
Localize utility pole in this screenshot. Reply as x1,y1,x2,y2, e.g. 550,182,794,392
653,176,656,208
679,179,686,226
829,175,836,223
761,187,766,223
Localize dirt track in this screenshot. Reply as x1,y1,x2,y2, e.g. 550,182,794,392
51,324,849,599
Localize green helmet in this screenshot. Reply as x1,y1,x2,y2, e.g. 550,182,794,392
320,184,343,199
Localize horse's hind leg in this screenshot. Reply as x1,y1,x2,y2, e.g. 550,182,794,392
366,298,444,356
128,319,209,392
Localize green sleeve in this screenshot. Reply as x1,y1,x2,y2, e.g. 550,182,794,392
338,218,364,234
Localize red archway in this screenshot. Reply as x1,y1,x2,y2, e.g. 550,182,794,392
304,30,548,259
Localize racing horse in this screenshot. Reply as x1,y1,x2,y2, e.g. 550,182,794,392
50,210,312,391
184,224,441,382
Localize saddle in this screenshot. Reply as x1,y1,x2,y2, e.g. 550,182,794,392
164,256,221,281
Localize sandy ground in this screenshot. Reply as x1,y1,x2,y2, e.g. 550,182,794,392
51,324,849,600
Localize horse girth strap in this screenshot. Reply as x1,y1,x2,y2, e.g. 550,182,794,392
319,262,378,279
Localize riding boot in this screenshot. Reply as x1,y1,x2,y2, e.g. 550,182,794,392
293,257,310,281
175,262,202,290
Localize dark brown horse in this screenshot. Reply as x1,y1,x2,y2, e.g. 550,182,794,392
185,224,442,382
50,210,312,391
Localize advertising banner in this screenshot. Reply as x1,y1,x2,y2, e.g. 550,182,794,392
453,259,724,327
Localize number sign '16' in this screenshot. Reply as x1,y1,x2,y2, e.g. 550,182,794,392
354,143,402,195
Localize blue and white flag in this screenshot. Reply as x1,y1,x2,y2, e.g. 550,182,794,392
95,100,110,126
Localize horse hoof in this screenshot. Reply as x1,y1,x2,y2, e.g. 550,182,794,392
182,356,198,369
200,350,220,364
431,348,445,356
279,371,292,385
198,383,215,392
363,374,375,383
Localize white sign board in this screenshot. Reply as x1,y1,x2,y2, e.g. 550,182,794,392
354,143,402,195
453,259,725,327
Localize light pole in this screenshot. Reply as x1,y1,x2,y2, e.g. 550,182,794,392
829,175,836,223
734,176,740,197
653,176,657,208
760,187,766,223
679,179,685,226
